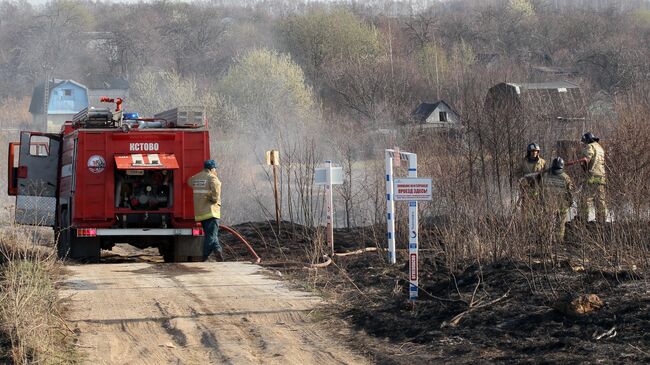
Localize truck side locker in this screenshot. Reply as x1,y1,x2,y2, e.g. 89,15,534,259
14,131,61,227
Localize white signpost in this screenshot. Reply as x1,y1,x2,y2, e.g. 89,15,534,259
315,161,343,255
385,149,432,300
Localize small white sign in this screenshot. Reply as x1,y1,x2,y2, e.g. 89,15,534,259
315,167,344,185
394,178,432,201
265,150,280,165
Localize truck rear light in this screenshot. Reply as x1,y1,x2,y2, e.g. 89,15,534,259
192,227,204,236
77,228,97,237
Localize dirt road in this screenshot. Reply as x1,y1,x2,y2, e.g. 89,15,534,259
59,250,370,365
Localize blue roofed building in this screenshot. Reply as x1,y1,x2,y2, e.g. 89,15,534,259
29,79,89,132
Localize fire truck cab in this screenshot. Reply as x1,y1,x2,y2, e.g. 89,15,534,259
7,102,211,262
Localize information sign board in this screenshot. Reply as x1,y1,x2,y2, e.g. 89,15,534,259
393,178,432,201
315,167,344,185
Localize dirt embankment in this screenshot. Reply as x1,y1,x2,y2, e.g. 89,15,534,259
59,248,370,365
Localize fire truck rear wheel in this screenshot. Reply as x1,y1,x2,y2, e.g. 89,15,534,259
159,246,176,263
57,209,101,262
159,237,204,263
56,228,71,259
70,237,101,263
56,210,72,260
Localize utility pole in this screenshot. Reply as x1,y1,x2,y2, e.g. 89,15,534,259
43,67,49,132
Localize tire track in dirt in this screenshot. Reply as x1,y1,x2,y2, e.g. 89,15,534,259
162,273,271,364
59,260,369,365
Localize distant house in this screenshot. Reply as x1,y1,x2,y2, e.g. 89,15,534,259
483,81,587,153
412,100,461,127
484,81,585,122
29,79,89,132
84,74,129,108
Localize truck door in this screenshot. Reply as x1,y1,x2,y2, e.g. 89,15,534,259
14,131,61,226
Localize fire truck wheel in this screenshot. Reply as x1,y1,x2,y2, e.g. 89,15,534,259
57,211,101,262
159,246,176,263
159,237,204,262
56,210,72,260
56,228,71,260
70,237,101,263
158,242,185,263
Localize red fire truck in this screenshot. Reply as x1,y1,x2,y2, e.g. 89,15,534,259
7,100,210,262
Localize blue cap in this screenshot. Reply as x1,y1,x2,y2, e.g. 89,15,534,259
204,160,217,169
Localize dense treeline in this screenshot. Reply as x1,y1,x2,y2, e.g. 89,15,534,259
0,0,648,126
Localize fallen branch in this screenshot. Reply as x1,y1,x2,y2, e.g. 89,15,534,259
53,306,76,335
593,326,617,340
628,344,650,357
441,290,511,328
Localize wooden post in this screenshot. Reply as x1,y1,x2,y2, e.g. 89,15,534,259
266,150,281,233
272,162,281,233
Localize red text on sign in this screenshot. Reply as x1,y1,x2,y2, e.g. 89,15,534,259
410,253,418,280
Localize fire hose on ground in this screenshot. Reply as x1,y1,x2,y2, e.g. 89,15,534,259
219,224,377,269
217,224,377,267
306,248,379,269
219,224,261,264
261,247,379,270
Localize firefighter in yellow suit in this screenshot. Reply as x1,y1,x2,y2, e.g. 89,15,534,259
519,143,547,208
520,143,547,176
188,160,223,261
578,132,607,223
541,157,575,242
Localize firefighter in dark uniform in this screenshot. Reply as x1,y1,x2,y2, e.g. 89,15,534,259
188,160,223,261
541,157,575,242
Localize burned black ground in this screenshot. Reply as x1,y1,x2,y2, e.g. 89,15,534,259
221,222,650,364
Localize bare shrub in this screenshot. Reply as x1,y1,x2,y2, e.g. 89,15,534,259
0,228,75,364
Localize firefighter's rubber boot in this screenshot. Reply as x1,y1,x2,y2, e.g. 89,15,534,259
206,250,224,262
215,251,225,262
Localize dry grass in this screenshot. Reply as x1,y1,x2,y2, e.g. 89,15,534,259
0,227,78,364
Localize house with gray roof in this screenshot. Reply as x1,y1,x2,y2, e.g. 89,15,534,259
483,80,587,156
412,100,461,127
484,81,585,122
29,79,89,132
